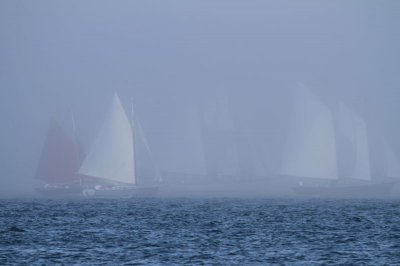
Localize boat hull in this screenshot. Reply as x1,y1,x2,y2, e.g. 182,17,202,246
36,185,158,198
36,186,82,197
82,186,158,198
293,182,396,198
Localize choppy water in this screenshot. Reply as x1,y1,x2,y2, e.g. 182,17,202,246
1,198,400,265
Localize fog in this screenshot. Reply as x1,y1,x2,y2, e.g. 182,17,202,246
1,1,400,197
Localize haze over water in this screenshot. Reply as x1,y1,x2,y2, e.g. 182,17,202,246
1,1,400,195
1,1,400,264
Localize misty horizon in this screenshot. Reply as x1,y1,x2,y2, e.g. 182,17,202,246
1,1,400,197
2,2,400,265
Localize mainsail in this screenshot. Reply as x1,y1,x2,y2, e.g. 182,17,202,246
336,103,371,181
384,141,400,178
351,110,371,181
79,94,135,184
202,95,239,176
35,119,81,184
281,84,338,180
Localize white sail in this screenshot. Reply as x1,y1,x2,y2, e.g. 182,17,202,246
336,103,356,144
384,141,400,178
281,84,338,180
351,109,371,181
79,94,135,184
203,94,240,176
335,102,357,178
337,104,371,181
336,103,371,181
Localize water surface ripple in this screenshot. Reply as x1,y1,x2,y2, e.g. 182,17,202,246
0,198,399,265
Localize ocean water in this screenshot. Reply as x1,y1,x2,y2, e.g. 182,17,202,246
1,198,400,265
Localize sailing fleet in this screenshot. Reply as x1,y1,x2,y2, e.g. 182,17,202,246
35,86,400,197
283,85,398,196
36,93,158,197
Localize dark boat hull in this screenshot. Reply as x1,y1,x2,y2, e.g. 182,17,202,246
293,182,396,198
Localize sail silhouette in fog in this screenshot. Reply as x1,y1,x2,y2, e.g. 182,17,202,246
202,94,239,177
35,119,81,185
283,86,396,197
384,141,400,178
160,105,207,178
281,83,338,180
336,102,371,181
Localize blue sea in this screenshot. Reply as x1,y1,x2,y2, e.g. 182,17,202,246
1,198,399,265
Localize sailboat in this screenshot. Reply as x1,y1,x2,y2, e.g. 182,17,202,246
281,84,338,181
383,140,400,179
35,119,83,195
283,84,395,197
159,105,207,182
78,93,158,197
202,94,240,179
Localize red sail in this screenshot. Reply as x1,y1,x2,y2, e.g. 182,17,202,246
35,120,81,184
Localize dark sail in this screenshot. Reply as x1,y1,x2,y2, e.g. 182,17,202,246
35,119,81,184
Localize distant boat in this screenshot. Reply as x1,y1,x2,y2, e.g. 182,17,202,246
282,84,397,197
202,95,240,179
159,105,207,182
35,119,83,196
78,93,158,197
383,140,400,179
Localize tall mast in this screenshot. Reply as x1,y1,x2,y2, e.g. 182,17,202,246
71,112,83,188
